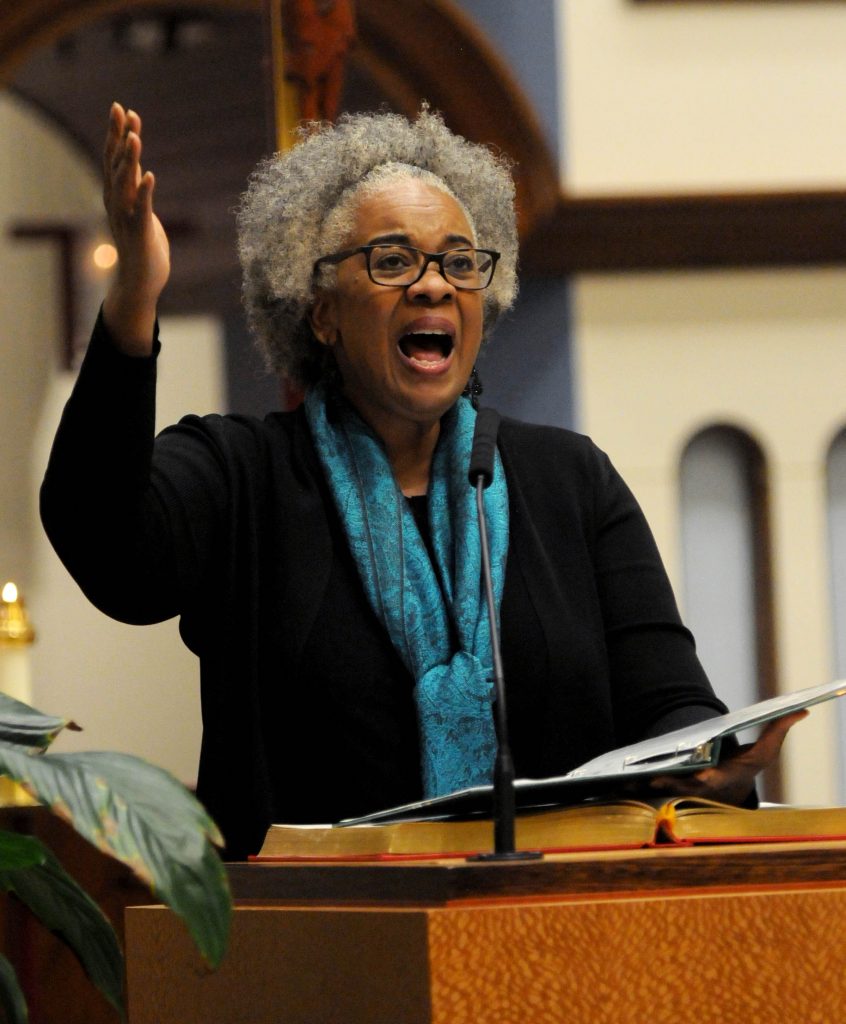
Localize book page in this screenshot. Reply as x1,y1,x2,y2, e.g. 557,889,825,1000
258,801,664,859
660,799,846,844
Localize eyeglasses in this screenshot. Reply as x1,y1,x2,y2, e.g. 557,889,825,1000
313,244,500,290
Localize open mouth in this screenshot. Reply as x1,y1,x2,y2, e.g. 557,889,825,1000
397,331,455,370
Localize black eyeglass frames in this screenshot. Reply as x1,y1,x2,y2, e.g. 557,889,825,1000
313,244,500,290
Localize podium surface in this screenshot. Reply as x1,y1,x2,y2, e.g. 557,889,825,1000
126,841,846,1024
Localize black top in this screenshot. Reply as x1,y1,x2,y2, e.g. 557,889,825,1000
40,315,727,857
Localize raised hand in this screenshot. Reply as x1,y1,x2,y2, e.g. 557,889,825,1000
102,103,171,355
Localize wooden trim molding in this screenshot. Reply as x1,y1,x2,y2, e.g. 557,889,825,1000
521,189,846,275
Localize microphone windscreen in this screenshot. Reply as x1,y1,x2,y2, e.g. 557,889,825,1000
468,408,501,488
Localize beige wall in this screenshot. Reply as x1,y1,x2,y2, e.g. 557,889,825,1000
29,314,223,783
1,93,221,783
560,0,846,193
561,0,846,803
573,270,846,803
0,94,100,588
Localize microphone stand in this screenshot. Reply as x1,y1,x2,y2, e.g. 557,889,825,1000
467,410,543,863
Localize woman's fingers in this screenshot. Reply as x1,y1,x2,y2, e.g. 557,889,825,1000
648,771,707,796
113,130,141,207
124,107,141,136
647,709,810,805
741,709,808,768
712,709,809,780
104,103,146,222
137,170,156,217
103,103,124,166
102,102,124,206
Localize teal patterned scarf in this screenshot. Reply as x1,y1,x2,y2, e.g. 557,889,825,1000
304,386,509,797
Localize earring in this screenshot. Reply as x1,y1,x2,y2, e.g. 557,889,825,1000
462,366,483,410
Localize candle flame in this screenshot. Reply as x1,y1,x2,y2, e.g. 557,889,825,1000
0,581,33,644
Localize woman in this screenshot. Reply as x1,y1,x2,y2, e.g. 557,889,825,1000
41,103,799,858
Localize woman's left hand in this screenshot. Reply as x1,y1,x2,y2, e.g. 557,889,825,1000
648,709,809,806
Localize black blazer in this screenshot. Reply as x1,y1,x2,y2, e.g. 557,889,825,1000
41,316,725,857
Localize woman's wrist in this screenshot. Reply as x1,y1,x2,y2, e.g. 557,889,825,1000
102,280,159,357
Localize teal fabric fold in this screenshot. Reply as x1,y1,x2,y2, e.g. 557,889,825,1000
304,386,509,797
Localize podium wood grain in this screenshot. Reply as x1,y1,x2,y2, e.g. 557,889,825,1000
126,845,846,1024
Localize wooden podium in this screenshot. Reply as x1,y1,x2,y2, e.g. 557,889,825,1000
125,841,846,1024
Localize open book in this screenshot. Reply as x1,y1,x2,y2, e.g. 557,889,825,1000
255,799,846,861
339,679,846,826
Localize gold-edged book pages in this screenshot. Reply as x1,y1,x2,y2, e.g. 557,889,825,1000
254,800,846,861
662,800,846,844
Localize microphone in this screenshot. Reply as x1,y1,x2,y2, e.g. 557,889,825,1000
468,407,500,489
467,408,542,863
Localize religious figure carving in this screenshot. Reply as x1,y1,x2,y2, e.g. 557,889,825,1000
281,0,355,122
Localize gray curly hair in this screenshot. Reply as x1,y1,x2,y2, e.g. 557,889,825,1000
236,108,518,387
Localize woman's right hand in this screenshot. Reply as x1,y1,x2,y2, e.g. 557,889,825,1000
102,102,171,355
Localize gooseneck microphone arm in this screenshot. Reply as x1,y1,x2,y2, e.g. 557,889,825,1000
467,409,542,862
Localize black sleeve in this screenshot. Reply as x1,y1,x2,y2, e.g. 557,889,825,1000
588,443,728,743
40,312,229,626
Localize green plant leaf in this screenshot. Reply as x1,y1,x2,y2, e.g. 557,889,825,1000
0,955,27,1024
0,744,230,967
0,952,28,1024
0,837,123,1016
0,693,78,754
0,831,46,871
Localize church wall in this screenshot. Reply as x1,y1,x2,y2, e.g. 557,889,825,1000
1,93,217,782
560,0,846,803
562,0,846,193
0,94,96,588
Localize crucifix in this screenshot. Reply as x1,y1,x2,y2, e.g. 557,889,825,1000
263,0,356,150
